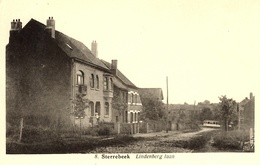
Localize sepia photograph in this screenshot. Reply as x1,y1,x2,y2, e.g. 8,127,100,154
0,0,259,164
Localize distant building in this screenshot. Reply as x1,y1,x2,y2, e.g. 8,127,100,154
138,88,164,102
239,93,255,130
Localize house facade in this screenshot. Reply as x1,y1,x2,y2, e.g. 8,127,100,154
101,60,142,125
6,18,115,129
239,93,255,130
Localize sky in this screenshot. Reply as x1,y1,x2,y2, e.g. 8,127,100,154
0,0,260,104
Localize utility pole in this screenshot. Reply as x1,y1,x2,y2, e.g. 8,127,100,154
237,103,240,130
166,76,169,133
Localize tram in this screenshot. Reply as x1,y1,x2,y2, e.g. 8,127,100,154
202,120,221,128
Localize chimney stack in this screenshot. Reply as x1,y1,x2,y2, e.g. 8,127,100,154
250,92,253,99
9,19,22,42
46,17,55,38
111,60,118,75
91,41,98,58
10,19,22,31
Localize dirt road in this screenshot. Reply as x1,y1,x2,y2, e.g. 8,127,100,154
89,128,218,153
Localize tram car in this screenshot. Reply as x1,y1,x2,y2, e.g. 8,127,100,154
202,120,221,128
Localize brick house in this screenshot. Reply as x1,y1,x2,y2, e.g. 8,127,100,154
6,17,116,129
101,60,142,125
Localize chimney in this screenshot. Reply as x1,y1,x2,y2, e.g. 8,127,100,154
250,92,253,99
91,41,98,58
17,19,22,30
9,19,22,42
111,60,118,75
45,17,55,38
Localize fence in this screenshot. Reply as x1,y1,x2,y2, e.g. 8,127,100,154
114,122,140,134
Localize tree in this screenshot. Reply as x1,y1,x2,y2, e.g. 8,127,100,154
71,87,89,137
199,107,213,122
218,95,236,131
112,86,127,122
140,98,165,121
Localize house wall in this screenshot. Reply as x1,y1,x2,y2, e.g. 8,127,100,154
6,32,72,129
127,88,142,123
111,85,128,123
73,61,113,128
243,97,255,130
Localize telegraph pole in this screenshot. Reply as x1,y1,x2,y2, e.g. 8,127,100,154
166,76,169,133
237,103,240,130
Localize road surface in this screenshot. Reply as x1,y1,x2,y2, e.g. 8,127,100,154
89,127,218,153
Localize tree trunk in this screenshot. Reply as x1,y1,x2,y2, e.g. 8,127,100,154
79,118,82,138
225,119,228,132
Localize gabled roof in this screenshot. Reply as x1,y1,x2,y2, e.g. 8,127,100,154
239,97,249,106
101,60,137,88
113,78,128,90
18,19,110,71
139,88,164,101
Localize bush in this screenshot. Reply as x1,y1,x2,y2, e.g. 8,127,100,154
168,131,213,150
97,125,112,136
120,123,132,134
21,126,59,143
83,127,99,136
188,135,209,149
139,126,147,133
213,130,249,150
6,124,20,140
82,122,114,136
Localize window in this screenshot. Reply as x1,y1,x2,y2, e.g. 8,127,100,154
104,77,108,90
105,102,109,115
131,93,134,104
135,94,137,104
90,74,94,88
130,112,133,123
109,78,113,91
125,111,128,123
96,75,99,89
76,71,84,85
95,102,101,115
123,92,127,103
89,102,94,116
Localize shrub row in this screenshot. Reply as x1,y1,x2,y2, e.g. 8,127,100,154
7,135,137,154
212,130,250,150
82,122,115,136
6,124,60,143
157,131,214,150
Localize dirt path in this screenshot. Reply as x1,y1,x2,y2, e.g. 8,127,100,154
90,128,218,153
133,127,217,141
